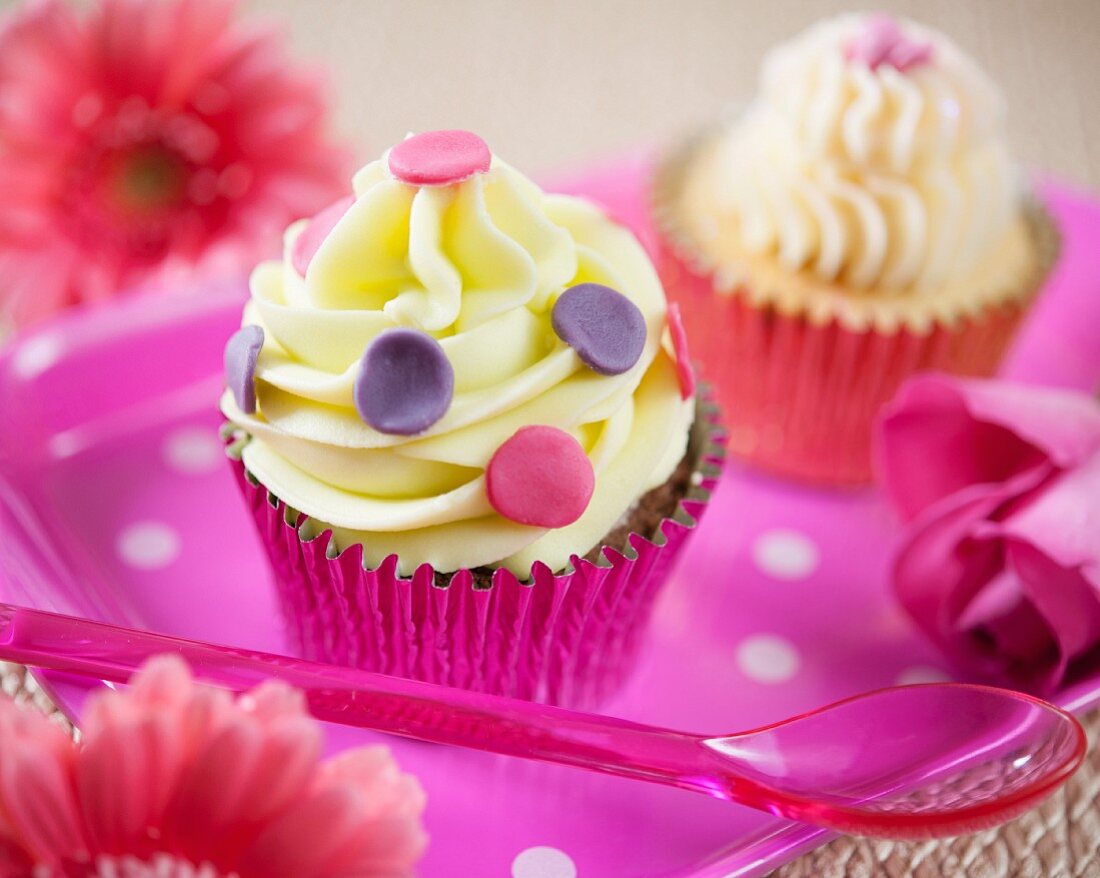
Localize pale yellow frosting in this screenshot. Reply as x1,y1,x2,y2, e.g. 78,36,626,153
674,138,1040,333
705,14,1022,292
222,146,693,576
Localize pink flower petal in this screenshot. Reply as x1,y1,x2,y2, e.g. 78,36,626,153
954,567,1057,669
161,720,268,854
968,455,1100,689
0,838,35,875
954,379,1100,466
239,786,379,878
240,746,428,877
232,716,323,824
0,706,87,864
78,716,180,855
316,747,428,867
891,464,1052,673
877,374,1100,520
999,451,1100,570
1009,540,1100,688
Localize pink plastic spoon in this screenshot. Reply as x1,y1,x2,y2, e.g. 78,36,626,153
0,602,1085,839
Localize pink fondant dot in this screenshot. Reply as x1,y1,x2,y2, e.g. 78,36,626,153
291,194,355,277
487,426,595,528
667,304,696,401
888,39,933,72
845,14,933,72
388,130,491,186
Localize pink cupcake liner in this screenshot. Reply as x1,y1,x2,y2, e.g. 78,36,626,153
227,406,724,709
656,249,1032,485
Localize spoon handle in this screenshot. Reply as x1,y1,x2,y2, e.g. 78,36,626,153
0,603,727,795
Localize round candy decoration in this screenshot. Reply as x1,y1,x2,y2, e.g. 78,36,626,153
225,325,264,414
291,194,355,277
845,14,933,72
551,283,646,376
354,328,454,435
486,426,595,529
388,130,492,186
666,304,696,401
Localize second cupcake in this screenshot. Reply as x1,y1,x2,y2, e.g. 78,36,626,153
653,14,1058,485
221,131,721,708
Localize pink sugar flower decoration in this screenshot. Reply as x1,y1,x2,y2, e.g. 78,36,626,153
845,14,934,72
0,0,351,332
877,374,1100,694
0,655,428,876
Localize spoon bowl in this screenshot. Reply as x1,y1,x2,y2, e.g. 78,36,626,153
0,602,1086,838
703,683,1085,837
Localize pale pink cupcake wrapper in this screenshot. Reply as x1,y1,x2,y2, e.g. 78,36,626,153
650,131,1060,486
226,403,724,709
655,263,1031,483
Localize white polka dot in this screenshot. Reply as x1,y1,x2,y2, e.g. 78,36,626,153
736,634,801,684
512,847,577,878
752,529,819,580
116,522,181,570
12,334,62,378
163,427,223,474
896,665,953,686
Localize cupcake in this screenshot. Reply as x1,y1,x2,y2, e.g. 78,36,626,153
221,130,722,708
653,14,1058,485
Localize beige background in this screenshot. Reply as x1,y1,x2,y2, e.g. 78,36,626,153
252,0,1100,190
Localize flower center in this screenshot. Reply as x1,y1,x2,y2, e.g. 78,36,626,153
61,97,239,265
108,147,188,214
64,138,194,263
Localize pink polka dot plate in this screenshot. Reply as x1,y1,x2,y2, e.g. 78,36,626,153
0,159,1099,878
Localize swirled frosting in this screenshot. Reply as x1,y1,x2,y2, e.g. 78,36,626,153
709,14,1019,291
221,138,694,576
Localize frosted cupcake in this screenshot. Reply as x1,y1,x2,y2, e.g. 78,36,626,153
221,131,721,708
653,14,1058,485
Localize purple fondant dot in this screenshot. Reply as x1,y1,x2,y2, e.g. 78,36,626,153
354,328,454,435
225,325,264,414
551,283,646,376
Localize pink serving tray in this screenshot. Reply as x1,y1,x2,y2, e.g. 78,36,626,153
1,160,1099,878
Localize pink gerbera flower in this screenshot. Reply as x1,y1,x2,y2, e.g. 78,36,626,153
0,656,428,876
0,0,351,331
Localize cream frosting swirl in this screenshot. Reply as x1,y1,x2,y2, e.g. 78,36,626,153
713,14,1019,291
221,140,693,576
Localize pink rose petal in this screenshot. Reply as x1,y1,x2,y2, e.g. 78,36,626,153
877,374,1100,521
998,452,1100,575
1009,540,1100,687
